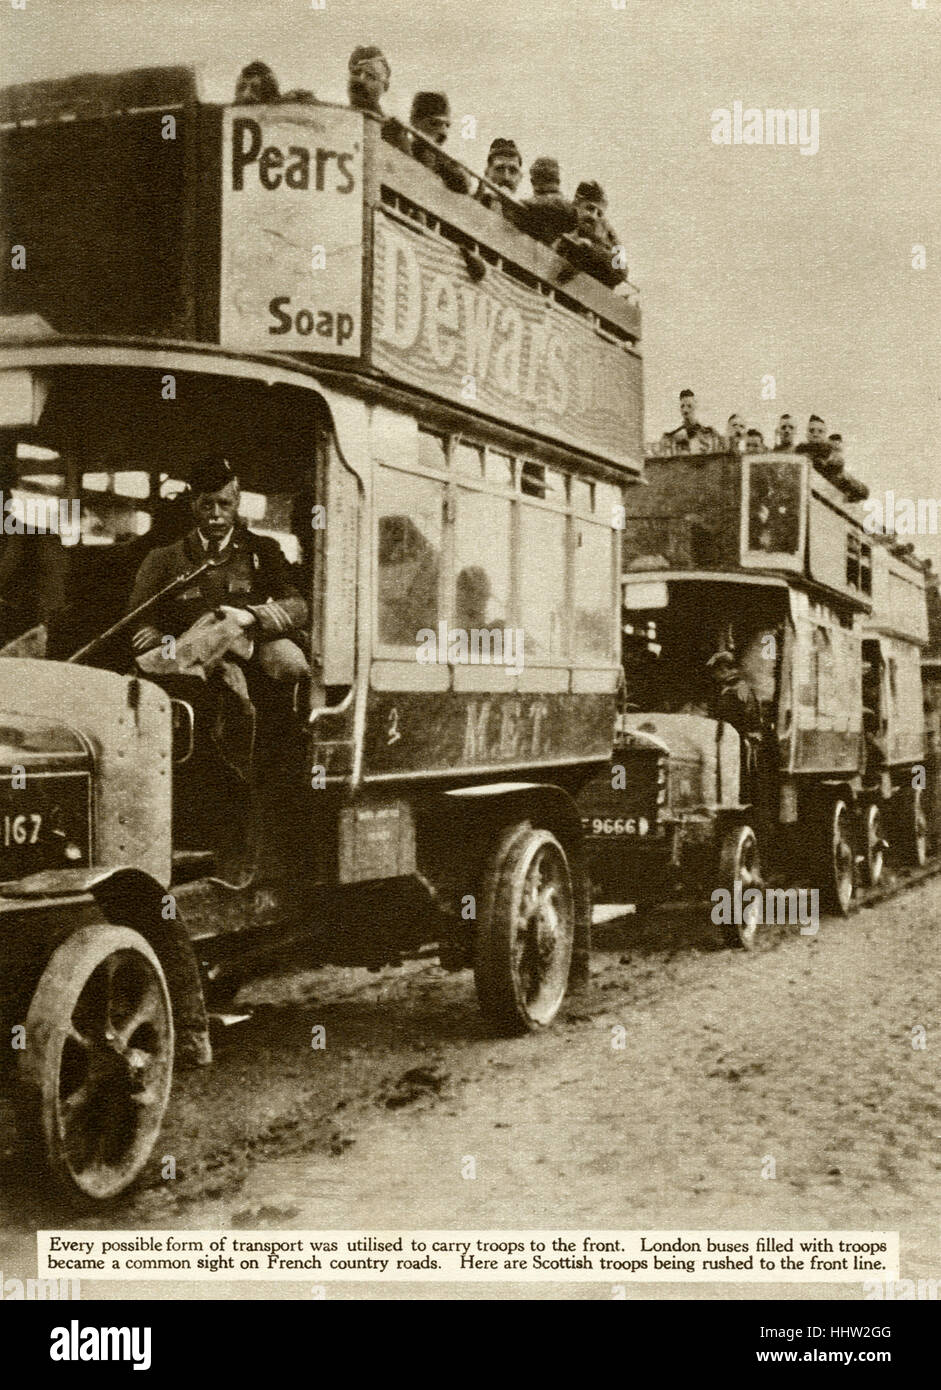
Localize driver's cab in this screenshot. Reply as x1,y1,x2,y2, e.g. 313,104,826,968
620,574,791,819
0,360,320,661
0,351,339,876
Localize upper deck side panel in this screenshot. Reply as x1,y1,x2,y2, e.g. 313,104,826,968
867,540,929,646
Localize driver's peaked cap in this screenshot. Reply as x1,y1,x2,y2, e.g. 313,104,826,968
189,455,237,496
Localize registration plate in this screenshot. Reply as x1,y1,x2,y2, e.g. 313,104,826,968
2,811,42,846
0,773,91,876
583,815,651,837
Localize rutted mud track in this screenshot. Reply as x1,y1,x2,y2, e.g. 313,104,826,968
1,873,938,1299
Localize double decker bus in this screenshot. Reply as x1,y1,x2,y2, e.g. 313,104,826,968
0,66,648,1199
589,443,933,944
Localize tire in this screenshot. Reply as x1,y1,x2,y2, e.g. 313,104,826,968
17,924,174,1203
474,822,575,1035
860,801,886,888
899,785,928,868
819,798,855,916
716,823,763,949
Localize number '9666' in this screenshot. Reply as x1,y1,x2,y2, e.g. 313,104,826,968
588,816,649,836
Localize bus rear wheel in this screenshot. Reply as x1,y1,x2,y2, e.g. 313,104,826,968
17,925,174,1203
899,785,928,867
860,801,886,888
819,798,855,916
474,822,575,1035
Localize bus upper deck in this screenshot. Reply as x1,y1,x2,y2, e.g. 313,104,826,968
0,64,643,483
622,445,930,635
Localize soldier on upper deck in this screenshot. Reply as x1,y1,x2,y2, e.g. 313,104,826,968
659,390,724,455
476,138,524,216
773,413,797,451
409,92,473,194
559,180,627,289
727,414,746,452
519,157,578,244
347,45,410,153
795,414,832,465
234,61,280,105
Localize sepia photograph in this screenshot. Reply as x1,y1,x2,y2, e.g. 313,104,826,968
0,0,938,1344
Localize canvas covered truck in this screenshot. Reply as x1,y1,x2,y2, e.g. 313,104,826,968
0,66,652,1200
594,448,932,945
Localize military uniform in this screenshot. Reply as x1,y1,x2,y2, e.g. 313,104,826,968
409,92,472,194
128,524,308,683
557,180,627,288
659,422,725,455
519,158,578,244
476,138,523,219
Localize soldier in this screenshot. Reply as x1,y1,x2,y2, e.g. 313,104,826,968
128,455,309,710
409,92,472,193
518,157,578,244
726,414,746,452
477,137,523,213
559,180,627,288
659,390,724,455
346,45,410,153
707,649,763,741
233,61,280,105
745,427,765,453
773,413,797,451
795,414,832,464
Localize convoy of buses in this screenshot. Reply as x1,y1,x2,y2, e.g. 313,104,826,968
0,66,934,1200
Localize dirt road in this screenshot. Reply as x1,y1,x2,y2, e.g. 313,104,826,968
1,878,938,1300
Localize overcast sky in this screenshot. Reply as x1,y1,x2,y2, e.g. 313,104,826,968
3,0,940,556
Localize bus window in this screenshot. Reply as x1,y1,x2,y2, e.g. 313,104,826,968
244,490,301,566
520,460,546,498
595,482,621,530
453,488,512,631
574,521,613,660
80,469,151,545
484,449,514,488
376,466,443,648
519,506,567,660
453,441,484,479
571,478,595,515
418,429,448,472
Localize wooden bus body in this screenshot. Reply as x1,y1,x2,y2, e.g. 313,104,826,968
601,449,932,937
0,67,648,1199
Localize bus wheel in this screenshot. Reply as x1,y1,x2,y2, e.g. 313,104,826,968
860,801,886,888
820,799,855,916
18,925,174,1203
900,785,928,867
474,822,575,1035
717,823,763,949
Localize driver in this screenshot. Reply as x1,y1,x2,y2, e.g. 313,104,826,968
706,649,762,738
127,455,309,725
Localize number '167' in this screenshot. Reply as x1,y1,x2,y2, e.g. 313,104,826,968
3,813,40,846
